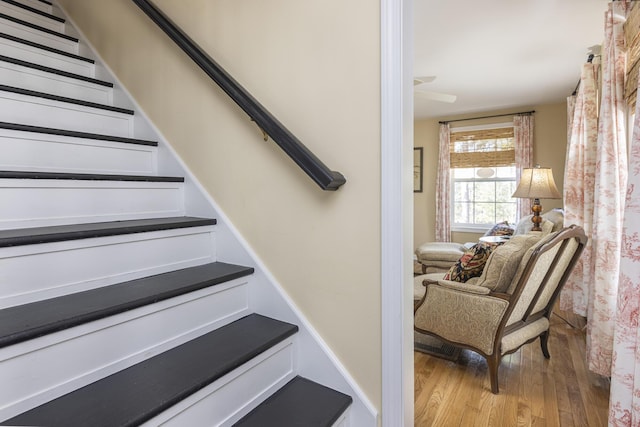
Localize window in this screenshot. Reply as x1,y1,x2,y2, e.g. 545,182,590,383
452,166,517,229
450,125,517,231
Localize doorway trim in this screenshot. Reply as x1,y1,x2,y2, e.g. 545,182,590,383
381,0,414,425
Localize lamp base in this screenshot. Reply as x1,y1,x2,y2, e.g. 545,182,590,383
531,198,542,231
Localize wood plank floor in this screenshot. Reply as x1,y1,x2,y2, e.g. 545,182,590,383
414,309,610,426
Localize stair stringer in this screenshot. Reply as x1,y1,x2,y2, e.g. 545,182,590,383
55,3,378,426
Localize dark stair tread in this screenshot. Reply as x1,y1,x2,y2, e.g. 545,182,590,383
0,12,76,41
0,54,112,87
0,216,217,247
0,261,254,347
0,84,134,115
0,121,157,146
4,314,299,427
0,170,184,182
1,0,64,23
234,376,353,427
0,31,94,63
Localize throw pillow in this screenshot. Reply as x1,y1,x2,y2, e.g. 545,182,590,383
473,233,543,293
515,216,554,235
443,242,495,283
542,208,564,232
484,221,515,237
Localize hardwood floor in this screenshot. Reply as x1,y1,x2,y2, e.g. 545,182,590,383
414,309,610,426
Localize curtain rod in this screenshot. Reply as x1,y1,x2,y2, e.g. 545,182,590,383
438,110,535,125
571,53,596,96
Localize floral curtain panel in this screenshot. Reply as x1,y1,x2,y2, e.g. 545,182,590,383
587,1,628,377
609,80,640,427
567,92,576,139
513,115,533,218
435,123,451,242
560,63,599,318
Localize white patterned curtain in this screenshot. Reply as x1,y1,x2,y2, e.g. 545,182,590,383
609,72,640,427
567,93,576,140
560,63,600,317
513,115,533,218
435,123,450,242
587,1,628,377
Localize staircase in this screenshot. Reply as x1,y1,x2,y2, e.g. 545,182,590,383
0,0,355,425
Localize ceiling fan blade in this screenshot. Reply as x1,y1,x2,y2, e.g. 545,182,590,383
415,90,457,103
413,76,436,86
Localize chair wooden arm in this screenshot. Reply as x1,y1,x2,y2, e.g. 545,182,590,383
436,279,491,295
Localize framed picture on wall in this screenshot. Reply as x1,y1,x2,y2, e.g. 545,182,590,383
414,147,423,193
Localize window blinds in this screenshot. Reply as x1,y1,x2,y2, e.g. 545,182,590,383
449,127,515,168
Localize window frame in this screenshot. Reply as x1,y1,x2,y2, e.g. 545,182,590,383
449,123,517,232
450,170,517,232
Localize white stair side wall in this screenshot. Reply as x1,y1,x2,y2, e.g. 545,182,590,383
0,128,157,175
0,36,95,77
0,179,184,230
0,90,134,137
0,16,76,54
144,339,296,427
58,6,375,425
0,2,64,33
0,226,216,308
13,0,53,15
0,60,112,104
0,278,250,421
229,244,373,426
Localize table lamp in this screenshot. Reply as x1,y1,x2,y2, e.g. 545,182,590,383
512,165,561,231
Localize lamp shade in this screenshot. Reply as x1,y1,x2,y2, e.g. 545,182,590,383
512,166,561,199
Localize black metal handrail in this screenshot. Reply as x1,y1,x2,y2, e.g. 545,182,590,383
132,0,346,191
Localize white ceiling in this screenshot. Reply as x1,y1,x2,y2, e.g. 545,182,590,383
414,0,610,119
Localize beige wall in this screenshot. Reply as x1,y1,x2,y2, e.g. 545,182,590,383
58,0,382,409
414,102,567,246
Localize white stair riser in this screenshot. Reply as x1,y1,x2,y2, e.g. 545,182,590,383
0,2,64,33
0,16,76,54
0,61,112,104
0,90,134,137
0,180,184,229
144,339,296,427
0,227,216,308
0,37,95,76
0,279,250,421
332,413,349,427
10,0,53,15
0,129,157,175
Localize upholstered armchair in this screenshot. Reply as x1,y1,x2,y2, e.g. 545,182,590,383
414,225,586,394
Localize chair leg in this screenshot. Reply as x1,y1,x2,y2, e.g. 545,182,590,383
540,331,551,359
487,354,501,394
